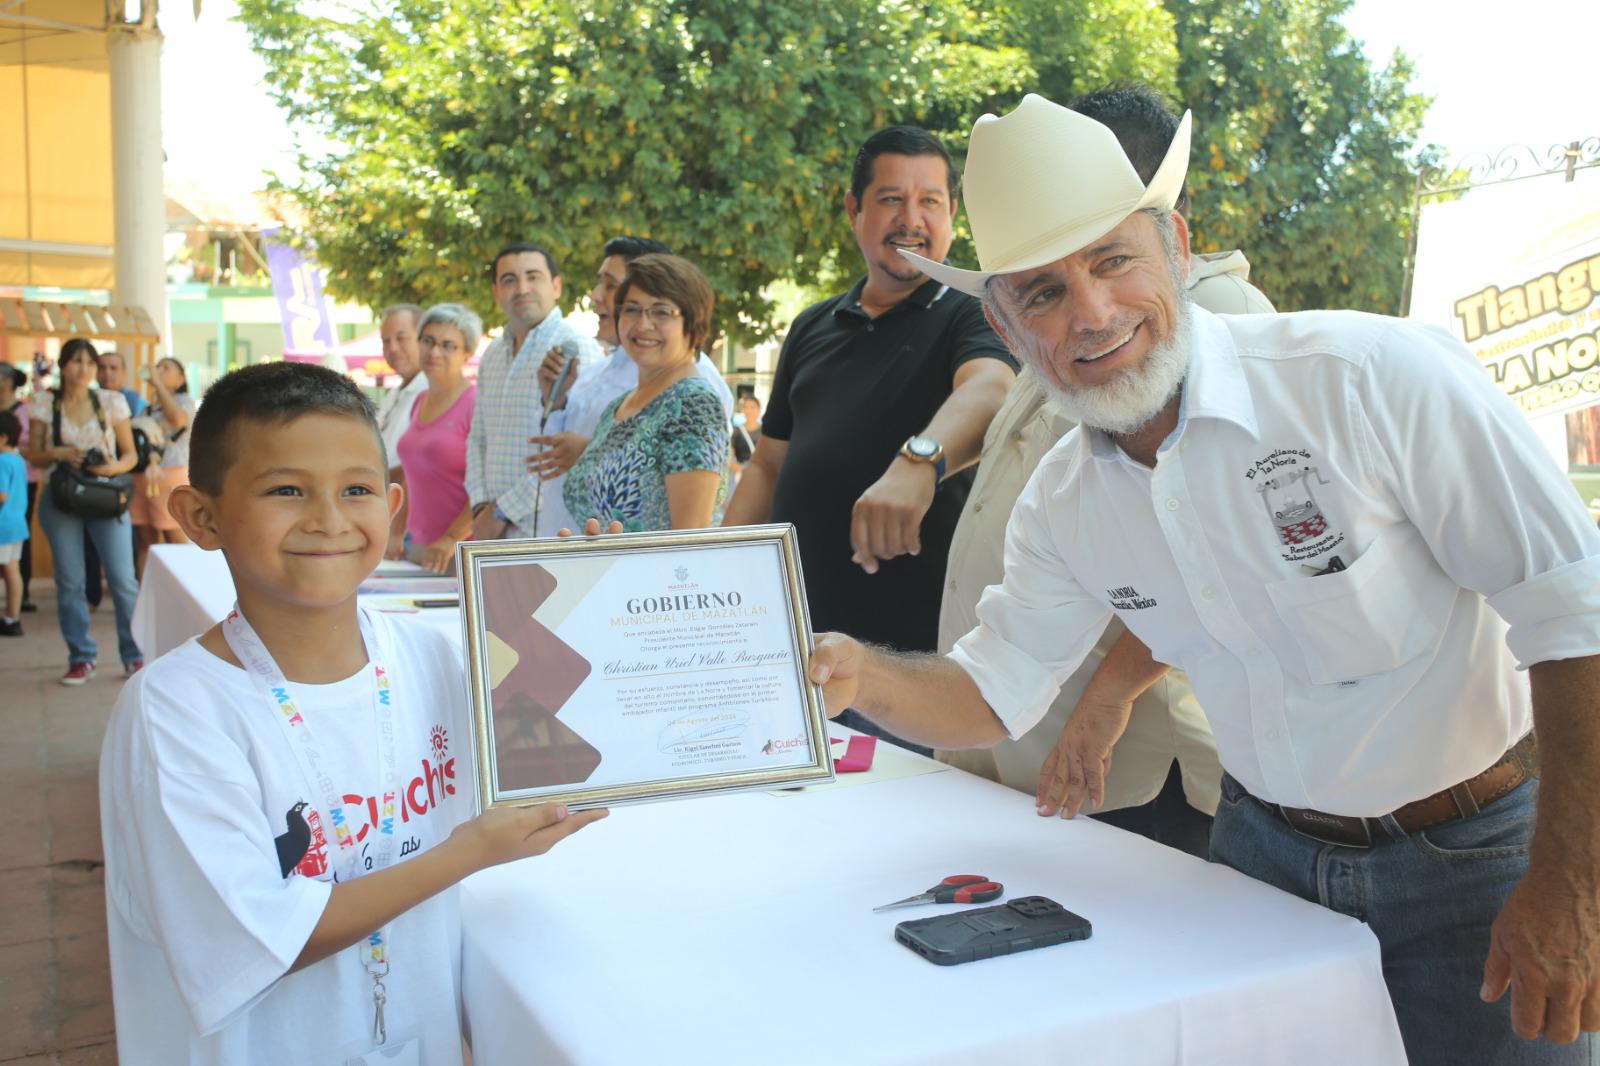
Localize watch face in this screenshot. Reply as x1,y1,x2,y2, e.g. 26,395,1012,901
907,436,938,458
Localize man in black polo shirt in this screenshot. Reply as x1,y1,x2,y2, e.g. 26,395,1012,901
722,125,1017,749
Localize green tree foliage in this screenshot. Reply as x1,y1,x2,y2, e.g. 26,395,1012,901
240,0,1427,333
1167,0,1434,313
237,0,1171,339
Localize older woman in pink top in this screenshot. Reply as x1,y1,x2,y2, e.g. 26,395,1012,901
392,303,479,573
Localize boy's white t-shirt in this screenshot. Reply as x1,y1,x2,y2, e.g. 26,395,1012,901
99,612,474,1066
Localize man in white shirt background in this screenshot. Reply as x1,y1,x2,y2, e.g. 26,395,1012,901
466,243,604,540
808,93,1600,1064
937,84,1276,859
374,304,426,465
374,303,426,557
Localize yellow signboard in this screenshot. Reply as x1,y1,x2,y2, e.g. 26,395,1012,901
1410,175,1600,421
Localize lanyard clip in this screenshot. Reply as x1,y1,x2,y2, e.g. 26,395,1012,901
371,972,388,1046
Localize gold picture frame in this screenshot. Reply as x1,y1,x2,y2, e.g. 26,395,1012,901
457,524,835,811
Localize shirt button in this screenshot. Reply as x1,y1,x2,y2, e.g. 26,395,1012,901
1200,585,1216,599
1265,728,1280,741
866,324,875,332
974,502,983,513
1165,498,1180,511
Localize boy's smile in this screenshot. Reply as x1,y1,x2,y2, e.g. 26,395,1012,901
178,413,401,615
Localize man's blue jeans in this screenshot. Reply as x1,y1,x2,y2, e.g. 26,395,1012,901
36,490,141,666
1211,773,1596,1065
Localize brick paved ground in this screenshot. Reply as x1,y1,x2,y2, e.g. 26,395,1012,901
1,581,121,1064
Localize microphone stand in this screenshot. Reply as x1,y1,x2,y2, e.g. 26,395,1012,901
530,347,577,537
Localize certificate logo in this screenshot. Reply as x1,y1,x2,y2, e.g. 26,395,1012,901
674,565,689,582
761,736,806,755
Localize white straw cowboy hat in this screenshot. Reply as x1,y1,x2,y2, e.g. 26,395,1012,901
899,93,1192,297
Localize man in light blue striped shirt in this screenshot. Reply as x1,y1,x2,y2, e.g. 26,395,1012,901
467,243,603,539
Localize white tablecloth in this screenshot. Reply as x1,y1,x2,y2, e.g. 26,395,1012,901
462,759,1406,1066
132,544,1407,1065
131,544,461,657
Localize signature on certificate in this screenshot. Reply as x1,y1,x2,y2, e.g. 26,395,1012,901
658,711,751,754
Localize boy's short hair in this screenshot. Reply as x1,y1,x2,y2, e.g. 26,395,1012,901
0,409,19,447
188,362,383,495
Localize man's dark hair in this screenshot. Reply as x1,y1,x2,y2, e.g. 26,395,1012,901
490,242,560,282
188,362,382,495
0,364,25,390
848,126,960,204
603,236,673,262
1068,84,1190,215
0,410,19,447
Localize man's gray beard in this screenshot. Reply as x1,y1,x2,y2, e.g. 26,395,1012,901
1032,295,1194,437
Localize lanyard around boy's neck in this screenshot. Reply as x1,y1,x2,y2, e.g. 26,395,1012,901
221,604,402,1044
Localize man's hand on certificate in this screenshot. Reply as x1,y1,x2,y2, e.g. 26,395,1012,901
850,457,937,574
1481,864,1600,1043
1035,695,1137,818
805,633,861,721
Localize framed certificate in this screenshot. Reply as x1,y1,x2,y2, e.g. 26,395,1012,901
458,524,836,810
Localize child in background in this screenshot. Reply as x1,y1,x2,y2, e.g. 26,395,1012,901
99,362,607,1065
0,410,27,635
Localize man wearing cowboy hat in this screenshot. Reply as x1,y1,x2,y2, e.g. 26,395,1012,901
936,83,1275,859
807,93,1600,1064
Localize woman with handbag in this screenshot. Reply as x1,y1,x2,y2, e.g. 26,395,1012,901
24,338,143,684
130,357,197,575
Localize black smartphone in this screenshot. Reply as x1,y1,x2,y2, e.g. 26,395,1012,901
894,896,1091,966
412,598,460,609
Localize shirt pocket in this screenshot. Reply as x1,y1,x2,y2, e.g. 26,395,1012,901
1263,525,1456,685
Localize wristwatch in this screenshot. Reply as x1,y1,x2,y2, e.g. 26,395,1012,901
899,435,946,486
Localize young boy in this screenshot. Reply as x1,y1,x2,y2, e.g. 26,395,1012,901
98,362,607,1065
0,410,26,635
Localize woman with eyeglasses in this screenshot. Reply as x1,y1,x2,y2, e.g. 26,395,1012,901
563,254,729,531
391,303,479,573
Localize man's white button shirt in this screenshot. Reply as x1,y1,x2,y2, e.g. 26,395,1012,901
559,345,735,440
466,307,603,537
951,307,1600,816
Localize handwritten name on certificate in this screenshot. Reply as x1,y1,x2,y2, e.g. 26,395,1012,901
472,536,824,803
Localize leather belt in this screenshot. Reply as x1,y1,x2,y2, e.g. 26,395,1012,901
1266,733,1539,849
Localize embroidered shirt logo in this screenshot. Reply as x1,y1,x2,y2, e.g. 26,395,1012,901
1244,448,1348,563
1108,585,1158,610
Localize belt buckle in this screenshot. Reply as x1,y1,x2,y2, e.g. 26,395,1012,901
1279,805,1373,849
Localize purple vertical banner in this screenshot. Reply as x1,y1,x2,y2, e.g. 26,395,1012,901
263,227,337,353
